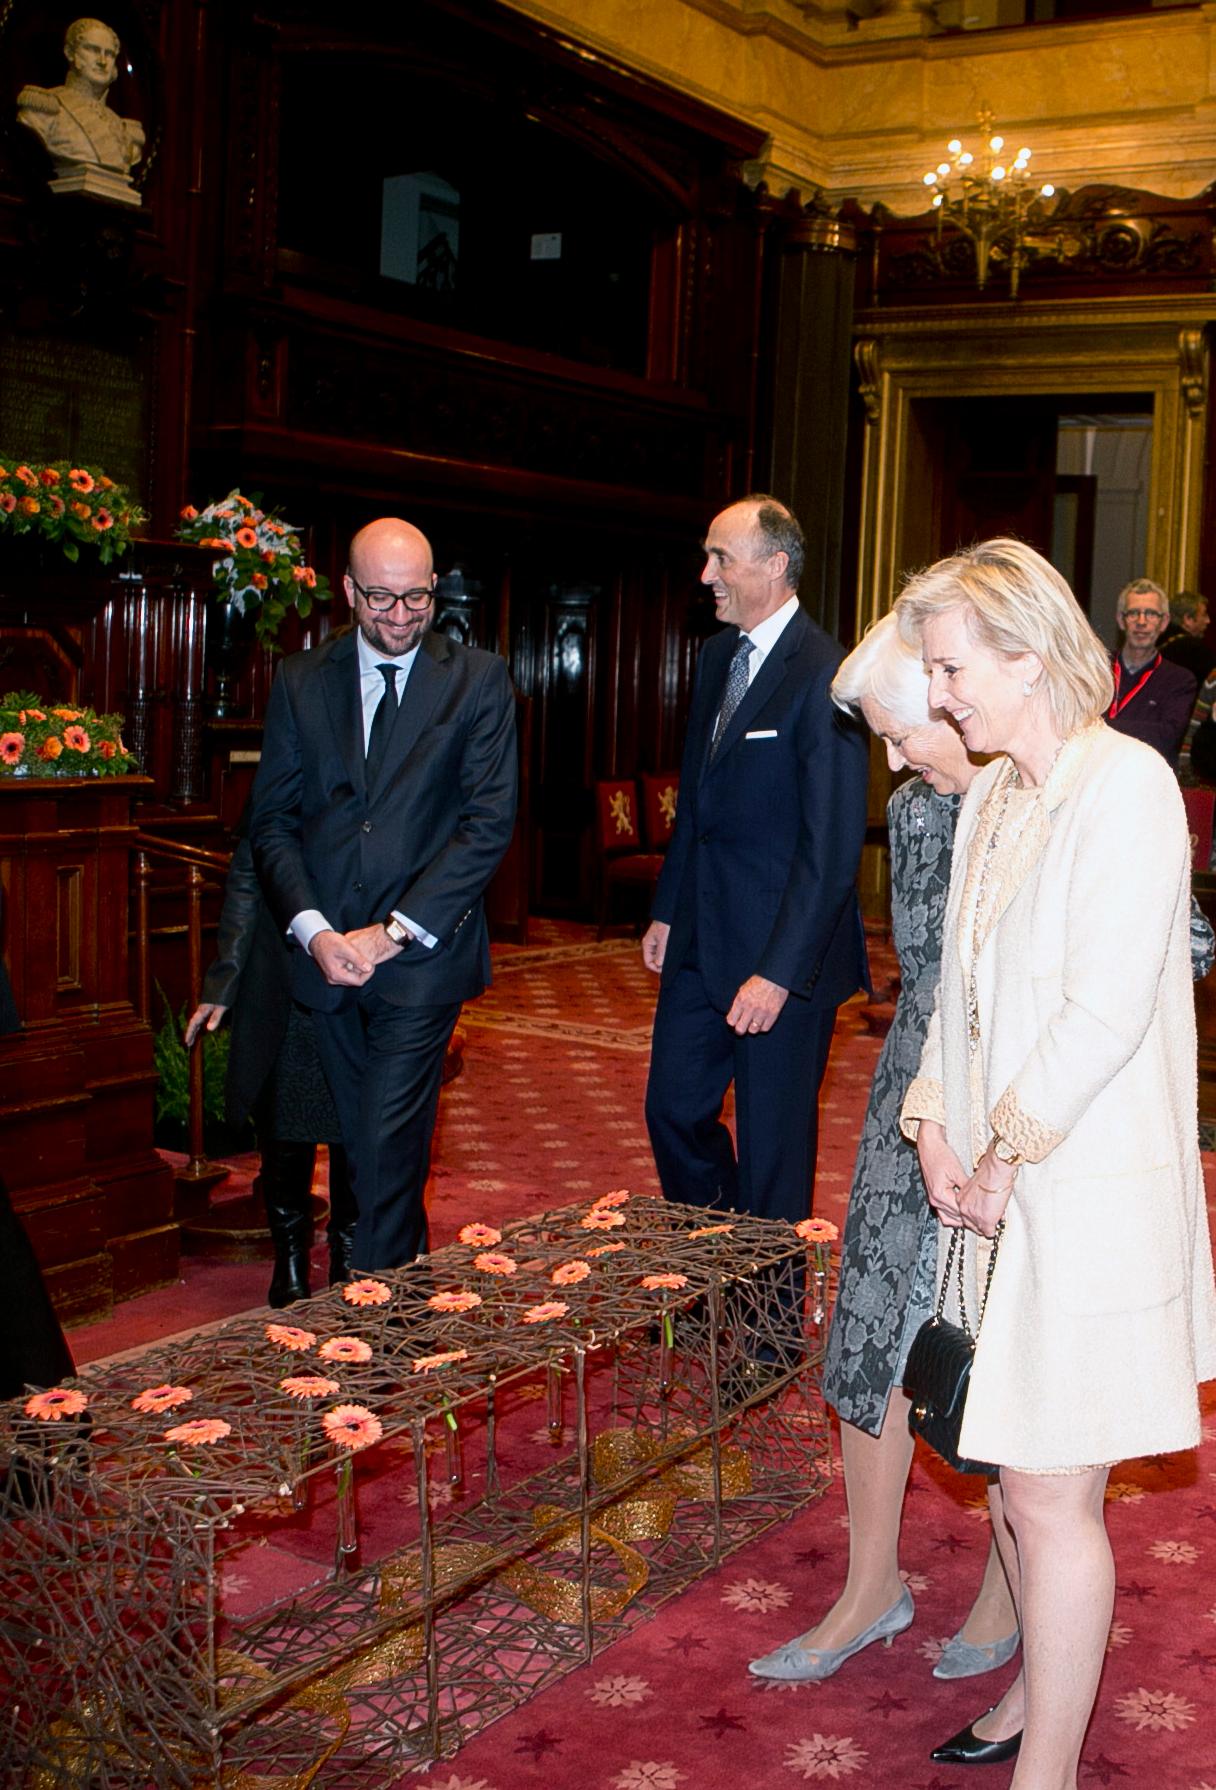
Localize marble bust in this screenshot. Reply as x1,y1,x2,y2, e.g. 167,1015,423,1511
17,18,145,208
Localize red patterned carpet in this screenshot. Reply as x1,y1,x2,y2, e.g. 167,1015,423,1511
68,922,1216,1786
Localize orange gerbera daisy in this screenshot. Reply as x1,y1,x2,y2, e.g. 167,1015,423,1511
68,468,94,492
551,1260,591,1286
302,567,316,588
261,549,276,564
235,526,258,548
18,709,45,722
342,1277,392,1307
0,733,24,766
40,467,60,485
38,737,63,761
279,1375,340,1400
592,1189,630,1208
24,1387,88,1422
0,494,16,513
586,1241,626,1257
794,1217,839,1244
19,496,40,515
98,475,114,490
50,707,82,719
579,1209,625,1231
164,1418,231,1446
265,1322,317,1352
131,1384,193,1414
521,1301,569,1325
317,1336,373,1364
427,1289,483,1313
458,1222,501,1247
322,1404,383,1452
14,465,36,485
250,572,267,589
473,1251,517,1275
180,504,199,520
640,1273,688,1291
91,509,113,531
48,495,65,516
98,740,117,759
411,1348,470,1373
70,501,90,519
63,725,90,752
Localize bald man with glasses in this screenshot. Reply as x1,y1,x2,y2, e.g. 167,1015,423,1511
250,517,517,1270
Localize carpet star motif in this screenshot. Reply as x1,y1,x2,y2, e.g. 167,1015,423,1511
1115,1579,1156,1602
722,1577,793,1614
1174,1647,1216,1673
783,1733,869,1780
589,1674,653,1708
866,1692,907,1718
611,1763,686,1790
1080,1755,1131,1784
665,1631,708,1656
699,1708,746,1738
1149,1539,1199,1565
514,1730,563,1760
1112,1687,1197,1731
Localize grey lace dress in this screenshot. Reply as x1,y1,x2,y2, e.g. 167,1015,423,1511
821,777,960,1436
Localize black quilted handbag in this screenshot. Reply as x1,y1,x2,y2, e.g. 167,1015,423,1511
904,1221,1003,1477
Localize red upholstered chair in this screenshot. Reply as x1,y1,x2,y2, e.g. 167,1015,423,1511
1183,785,1215,870
595,779,664,938
640,771,680,852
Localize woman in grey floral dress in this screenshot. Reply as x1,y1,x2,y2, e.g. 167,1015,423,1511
751,613,1017,1683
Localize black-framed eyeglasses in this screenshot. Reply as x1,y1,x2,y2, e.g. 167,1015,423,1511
349,575,436,612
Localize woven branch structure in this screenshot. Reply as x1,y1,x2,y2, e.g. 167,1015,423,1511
0,1195,834,1787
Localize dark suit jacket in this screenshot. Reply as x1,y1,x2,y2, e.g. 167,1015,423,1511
652,606,870,1014
250,627,518,1012
1107,654,1197,764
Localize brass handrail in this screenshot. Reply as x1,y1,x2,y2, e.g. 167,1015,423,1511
134,831,233,875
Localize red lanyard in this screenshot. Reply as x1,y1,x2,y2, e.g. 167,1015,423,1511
1109,654,1160,719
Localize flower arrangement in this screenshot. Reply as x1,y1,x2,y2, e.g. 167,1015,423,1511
0,691,136,778
0,456,145,564
176,489,331,644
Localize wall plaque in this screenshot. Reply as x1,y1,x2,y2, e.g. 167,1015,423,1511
0,334,149,499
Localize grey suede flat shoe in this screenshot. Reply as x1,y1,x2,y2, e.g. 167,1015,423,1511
932,1627,1020,1680
748,1585,914,1683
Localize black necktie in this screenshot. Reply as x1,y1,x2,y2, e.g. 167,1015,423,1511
709,635,754,760
364,663,399,788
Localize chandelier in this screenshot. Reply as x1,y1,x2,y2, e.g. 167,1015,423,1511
922,111,1071,298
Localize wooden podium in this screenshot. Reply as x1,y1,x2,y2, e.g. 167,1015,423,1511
0,775,177,1324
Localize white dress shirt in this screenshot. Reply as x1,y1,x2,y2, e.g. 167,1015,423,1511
289,630,437,954
742,592,799,684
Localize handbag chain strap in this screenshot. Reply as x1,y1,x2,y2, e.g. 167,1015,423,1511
934,1218,1006,1339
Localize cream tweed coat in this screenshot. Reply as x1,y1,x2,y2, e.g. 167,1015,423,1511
902,723,1216,1470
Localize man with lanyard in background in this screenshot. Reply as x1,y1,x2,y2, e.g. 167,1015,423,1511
1105,577,1196,765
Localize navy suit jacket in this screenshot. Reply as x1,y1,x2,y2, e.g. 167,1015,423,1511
652,606,869,1014
250,627,517,1012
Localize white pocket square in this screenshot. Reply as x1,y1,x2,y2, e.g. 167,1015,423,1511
745,729,778,739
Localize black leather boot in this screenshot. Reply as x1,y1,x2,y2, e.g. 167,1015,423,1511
260,1139,316,1308
326,1145,358,1286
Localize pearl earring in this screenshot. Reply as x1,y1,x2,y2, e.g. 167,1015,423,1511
1023,680,1035,697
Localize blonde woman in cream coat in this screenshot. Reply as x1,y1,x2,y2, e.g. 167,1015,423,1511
897,539,1216,1789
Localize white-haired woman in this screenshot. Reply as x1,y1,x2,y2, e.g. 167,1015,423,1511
750,613,1019,1684
897,540,1216,1786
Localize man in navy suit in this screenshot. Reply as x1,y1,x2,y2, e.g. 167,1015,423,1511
250,518,517,1271
643,495,868,1228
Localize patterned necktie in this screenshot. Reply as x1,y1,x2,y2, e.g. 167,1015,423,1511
364,663,400,787
709,635,754,760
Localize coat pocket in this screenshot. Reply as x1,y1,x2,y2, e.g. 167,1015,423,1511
1049,1165,1184,1314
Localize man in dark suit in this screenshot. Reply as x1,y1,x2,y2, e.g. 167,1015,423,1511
643,494,869,1229
250,518,517,1271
